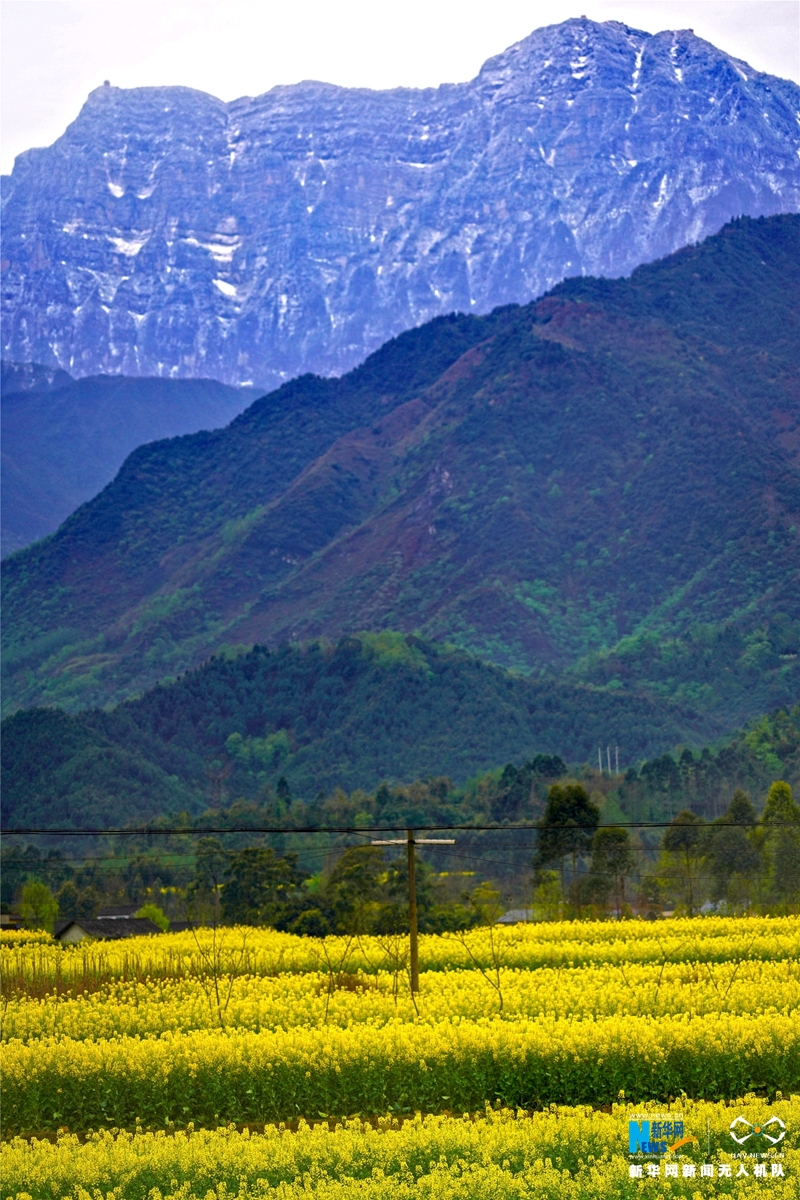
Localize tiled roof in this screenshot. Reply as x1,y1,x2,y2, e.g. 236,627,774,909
56,917,161,940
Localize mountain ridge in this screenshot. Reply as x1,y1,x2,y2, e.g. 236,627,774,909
2,17,798,386
3,214,798,723
3,634,798,834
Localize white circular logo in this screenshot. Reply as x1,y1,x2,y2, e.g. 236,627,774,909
729,1116,786,1146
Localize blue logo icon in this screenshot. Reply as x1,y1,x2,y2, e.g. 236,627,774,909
629,1119,686,1155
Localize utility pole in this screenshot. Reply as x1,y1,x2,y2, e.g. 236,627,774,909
615,746,619,775
607,746,612,775
372,829,455,992
598,747,603,774
407,828,419,991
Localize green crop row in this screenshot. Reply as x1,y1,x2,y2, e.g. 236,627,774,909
4,1012,798,1136
3,1101,797,1200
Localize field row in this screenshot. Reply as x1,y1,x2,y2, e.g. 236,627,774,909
4,959,799,1043
4,1012,798,1135
4,1101,797,1200
4,916,798,997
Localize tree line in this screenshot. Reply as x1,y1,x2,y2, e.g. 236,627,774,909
531,778,800,919
7,777,799,934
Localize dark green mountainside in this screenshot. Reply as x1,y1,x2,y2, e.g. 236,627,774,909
1,369,247,555
3,634,797,835
1,632,712,829
3,216,799,725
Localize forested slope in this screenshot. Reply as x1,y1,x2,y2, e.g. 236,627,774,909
2,633,714,829
3,216,799,725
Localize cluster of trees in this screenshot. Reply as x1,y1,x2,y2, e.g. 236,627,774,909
18,700,788,848
8,776,798,935
6,839,481,938
0,839,178,922
532,780,800,918
187,840,474,937
615,707,800,820
656,781,800,916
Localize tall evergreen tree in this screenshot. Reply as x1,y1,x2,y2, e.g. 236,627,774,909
661,809,706,916
704,790,761,908
761,781,800,909
534,783,600,905
589,827,637,916
221,847,305,926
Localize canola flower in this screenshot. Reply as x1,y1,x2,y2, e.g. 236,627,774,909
3,1100,798,1200
4,1011,798,1134
0,929,52,949
3,915,798,998
3,914,799,1175
3,958,799,1043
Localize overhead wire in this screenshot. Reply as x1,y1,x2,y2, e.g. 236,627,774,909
1,820,767,836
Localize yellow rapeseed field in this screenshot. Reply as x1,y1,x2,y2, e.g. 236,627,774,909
3,915,797,995
3,916,798,1195
4,1101,799,1200
5,1010,798,1132
3,959,799,1041
0,929,52,949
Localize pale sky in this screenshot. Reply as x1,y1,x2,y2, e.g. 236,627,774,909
2,0,798,175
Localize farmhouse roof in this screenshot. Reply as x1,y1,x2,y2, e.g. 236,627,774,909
497,909,533,924
55,917,161,941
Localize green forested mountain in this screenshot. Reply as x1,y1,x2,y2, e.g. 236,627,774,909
4,632,798,837
2,215,799,724
2,633,714,830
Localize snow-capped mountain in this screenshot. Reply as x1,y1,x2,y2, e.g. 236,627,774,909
2,18,799,387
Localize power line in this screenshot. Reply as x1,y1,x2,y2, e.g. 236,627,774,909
0,840,671,868
0,820,768,837
0,843,667,877
1,837,667,874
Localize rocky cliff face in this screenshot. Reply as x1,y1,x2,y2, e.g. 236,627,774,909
2,18,798,387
